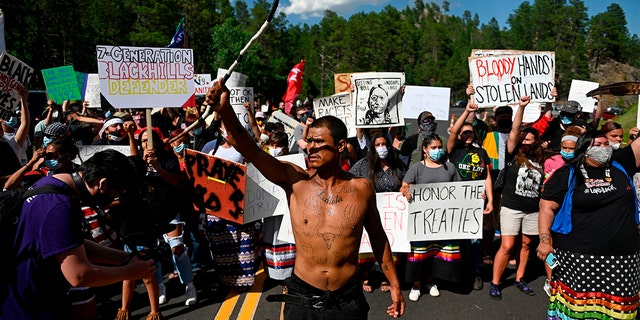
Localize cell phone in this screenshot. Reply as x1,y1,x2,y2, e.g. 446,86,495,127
545,252,558,269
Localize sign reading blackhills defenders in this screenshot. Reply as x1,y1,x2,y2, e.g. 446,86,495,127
96,45,195,108
468,50,555,107
407,181,484,241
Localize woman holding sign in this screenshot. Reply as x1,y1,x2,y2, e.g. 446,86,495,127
350,132,407,293
400,134,461,302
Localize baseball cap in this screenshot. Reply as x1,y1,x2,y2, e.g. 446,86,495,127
559,101,581,114
417,111,435,125
255,111,266,119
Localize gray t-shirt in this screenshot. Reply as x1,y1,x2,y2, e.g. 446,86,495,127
403,161,460,184
290,124,305,154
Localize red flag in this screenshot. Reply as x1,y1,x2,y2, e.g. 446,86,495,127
282,60,305,115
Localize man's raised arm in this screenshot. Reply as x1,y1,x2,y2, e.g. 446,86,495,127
205,79,303,187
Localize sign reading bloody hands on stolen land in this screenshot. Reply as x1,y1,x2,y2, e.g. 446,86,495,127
184,149,247,224
0,52,33,119
96,45,195,108
469,50,555,107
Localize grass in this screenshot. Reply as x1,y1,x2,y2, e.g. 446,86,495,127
597,99,639,143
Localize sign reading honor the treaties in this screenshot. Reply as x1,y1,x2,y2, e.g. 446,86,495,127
184,149,247,224
469,50,555,107
407,181,484,241
96,45,195,108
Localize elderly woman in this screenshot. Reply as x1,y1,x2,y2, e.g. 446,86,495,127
537,130,640,320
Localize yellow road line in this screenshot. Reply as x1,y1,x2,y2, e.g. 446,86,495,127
214,290,241,320
237,268,266,320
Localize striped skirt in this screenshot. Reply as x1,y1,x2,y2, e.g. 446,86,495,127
206,216,259,287
547,249,640,320
406,240,464,283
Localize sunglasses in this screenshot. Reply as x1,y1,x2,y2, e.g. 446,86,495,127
44,152,61,160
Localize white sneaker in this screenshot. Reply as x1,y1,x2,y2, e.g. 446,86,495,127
427,284,440,297
158,283,167,305
185,282,197,306
543,279,551,297
408,287,421,301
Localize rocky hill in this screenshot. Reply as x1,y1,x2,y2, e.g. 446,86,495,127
590,59,640,109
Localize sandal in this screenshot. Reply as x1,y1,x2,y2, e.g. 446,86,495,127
362,280,373,293
115,308,130,320
380,281,391,292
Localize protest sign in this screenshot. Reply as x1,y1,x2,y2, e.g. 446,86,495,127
41,66,82,104
229,87,254,131
244,153,306,223
277,192,411,253
334,73,351,94
569,79,599,113
469,51,555,107
217,68,247,87
352,72,404,128
0,52,33,118
75,72,88,100
194,74,212,96
402,85,451,120
72,145,131,165
407,181,484,241
84,74,101,108
313,92,356,137
268,111,299,151
96,45,195,108
184,149,247,224
506,103,542,123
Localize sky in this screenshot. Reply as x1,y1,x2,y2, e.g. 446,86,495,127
266,0,640,37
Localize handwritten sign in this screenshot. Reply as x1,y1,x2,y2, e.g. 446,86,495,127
277,192,411,253
72,145,131,165
0,52,33,118
268,111,299,151
334,73,351,94
352,72,405,128
217,68,247,87
84,74,101,108
313,92,356,138
194,74,212,96
407,181,484,241
402,85,451,120
469,51,555,107
184,149,247,224
96,45,195,108
244,153,306,223
569,79,599,113
41,66,82,104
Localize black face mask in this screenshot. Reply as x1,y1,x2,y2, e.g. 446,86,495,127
460,131,474,144
419,122,437,138
520,144,532,155
496,119,512,131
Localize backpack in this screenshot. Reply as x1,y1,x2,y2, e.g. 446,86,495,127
0,185,73,304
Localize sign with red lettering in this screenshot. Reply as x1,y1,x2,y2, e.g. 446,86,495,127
313,92,356,138
0,52,32,118
184,149,247,224
407,181,484,241
468,50,555,107
96,45,195,108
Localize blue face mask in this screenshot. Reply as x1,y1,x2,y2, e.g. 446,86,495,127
4,117,18,128
560,115,573,125
428,149,444,162
44,158,63,171
173,143,186,154
42,136,54,148
193,127,203,136
560,150,575,160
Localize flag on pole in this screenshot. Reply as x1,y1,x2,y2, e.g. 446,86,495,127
282,60,305,115
167,17,186,48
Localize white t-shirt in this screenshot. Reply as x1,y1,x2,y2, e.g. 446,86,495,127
211,145,244,164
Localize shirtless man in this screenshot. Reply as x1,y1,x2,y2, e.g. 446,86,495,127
207,81,405,319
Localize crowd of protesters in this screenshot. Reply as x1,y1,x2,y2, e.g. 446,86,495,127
1,79,639,320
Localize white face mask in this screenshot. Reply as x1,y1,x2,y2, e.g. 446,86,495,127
375,146,388,159
609,141,621,150
586,145,613,165
260,133,270,142
269,147,283,157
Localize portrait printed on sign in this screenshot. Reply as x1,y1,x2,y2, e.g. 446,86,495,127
352,72,404,128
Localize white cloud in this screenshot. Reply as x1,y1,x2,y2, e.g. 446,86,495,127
282,0,388,19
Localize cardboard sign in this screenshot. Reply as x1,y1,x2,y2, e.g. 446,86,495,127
352,72,405,128
229,87,254,131
334,73,351,94
244,153,306,223
268,111,299,151
568,79,599,113
0,52,33,117
313,92,356,138
184,149,247,224
277,192,411,253
84,74,101,108
41,66,82,104
407,181,484,241
469,51,555,107
96,45,195,108
217,68,247,87
402,85,451,121
194,74,212,96
72,145,131,165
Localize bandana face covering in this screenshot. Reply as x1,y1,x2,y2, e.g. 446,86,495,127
419,122,437,138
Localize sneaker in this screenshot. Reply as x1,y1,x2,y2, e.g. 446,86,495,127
515,279,535,296
543,279,551,297
158,283,167,305
489,282,501,301
427,284,440,297
473,276,484,291
408,287,421,301
185,282,197,306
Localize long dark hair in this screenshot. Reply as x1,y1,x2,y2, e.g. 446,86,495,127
573,130,608,182
366,133,407,189
516,126,545,168
421,134,444,161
